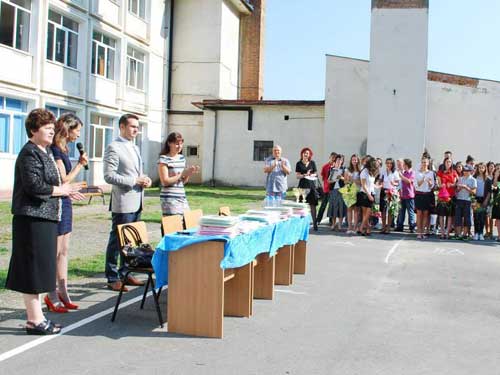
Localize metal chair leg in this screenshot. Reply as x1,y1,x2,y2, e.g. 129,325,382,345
111,271,130,322
140,275,151,309
150,276,163,328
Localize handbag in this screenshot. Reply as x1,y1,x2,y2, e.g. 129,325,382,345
120,225,154,268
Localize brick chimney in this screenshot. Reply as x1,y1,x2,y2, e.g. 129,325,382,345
239,0,265,100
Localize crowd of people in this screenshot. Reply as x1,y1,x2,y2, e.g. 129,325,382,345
264,147,500,240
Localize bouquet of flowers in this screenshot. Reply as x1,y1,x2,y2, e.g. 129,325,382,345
339,182,359,208
371,203,382,219
386,188,401,218
493,182,500,208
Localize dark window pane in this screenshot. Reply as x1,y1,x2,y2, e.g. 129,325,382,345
107,48,115,79
253,141,273,161
96,44,105,75
67,31,77,68
46,22,54,59
55,27,65,64
11,0,31,11
94,127,103,158
16,9,30,51
139,0,145,18
91,41,96,74
46,105,60,117
48,9,61,24
62,16,78,32
0,2,15,48
136,61,144,89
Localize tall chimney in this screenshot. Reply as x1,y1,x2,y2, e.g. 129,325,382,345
239,0,265,100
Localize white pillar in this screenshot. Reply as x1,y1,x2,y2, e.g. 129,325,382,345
367,0,429,161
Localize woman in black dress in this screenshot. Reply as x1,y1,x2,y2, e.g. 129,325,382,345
5,109,83,335
295,147,319,230
45,114,88,313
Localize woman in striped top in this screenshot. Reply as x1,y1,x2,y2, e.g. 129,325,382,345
158,132,200,215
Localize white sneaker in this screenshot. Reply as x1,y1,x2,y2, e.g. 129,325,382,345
479,234,484,241
473,233,479,241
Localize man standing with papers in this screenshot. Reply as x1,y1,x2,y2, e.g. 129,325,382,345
263,145,291,202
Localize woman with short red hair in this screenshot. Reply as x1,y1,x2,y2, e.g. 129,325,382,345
295,147,319,230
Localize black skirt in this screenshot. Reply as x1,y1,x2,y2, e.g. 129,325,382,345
415,192,434,211
5,215,57,294
357,192,373,208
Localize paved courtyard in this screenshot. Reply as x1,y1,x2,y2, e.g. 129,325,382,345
1,230,500,374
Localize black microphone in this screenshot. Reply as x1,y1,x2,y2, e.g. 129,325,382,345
76,142,89,170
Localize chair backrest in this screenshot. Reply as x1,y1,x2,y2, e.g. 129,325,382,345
161,215,183,236
218,206,231,216
117,221,149,248
183,209,203,229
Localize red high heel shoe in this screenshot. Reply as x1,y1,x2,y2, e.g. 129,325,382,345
44,295,68,313
58,293,79,310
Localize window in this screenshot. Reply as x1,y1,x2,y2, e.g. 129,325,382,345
46,105,78,158
91,31,115,80
128,0,145,19
0,0,31,52
0,96,28,154
253,140,273,161
134,122,145,154
186,146,198,157
89,114,113,158
126,46,145,90
46,9,78,68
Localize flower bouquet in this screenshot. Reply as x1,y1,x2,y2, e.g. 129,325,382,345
436,185,452,216
386,188,401,218
371,203,382,219
339,182,359,208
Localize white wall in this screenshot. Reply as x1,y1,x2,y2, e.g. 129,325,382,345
367,8,428,162
201,105,325,187
426,80,500,162
219,0,240,99
324,55,369,157
325,55,500,163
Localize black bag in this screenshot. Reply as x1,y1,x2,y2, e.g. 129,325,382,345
120,225,154,268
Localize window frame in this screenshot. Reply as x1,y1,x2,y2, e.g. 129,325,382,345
253,140,274,162
89,114,114,160
128,0,146,20
46,9,79,69
0,95,29,156
91,30,116,80
126,45,146,91
0,0,32,52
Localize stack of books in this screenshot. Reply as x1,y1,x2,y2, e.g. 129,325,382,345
281,201,310,217
197,215,240,237
239,209,281,225
263,206,294,219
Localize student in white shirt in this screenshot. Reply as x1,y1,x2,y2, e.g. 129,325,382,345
358,157,378,236
415,157,435,239
379,158,400,234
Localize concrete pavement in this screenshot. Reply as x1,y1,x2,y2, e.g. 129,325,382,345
1,230,500,374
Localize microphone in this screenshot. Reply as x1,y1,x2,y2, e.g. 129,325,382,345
76,142,89,170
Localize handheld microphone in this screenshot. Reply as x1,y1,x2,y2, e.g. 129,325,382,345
76,142,89,170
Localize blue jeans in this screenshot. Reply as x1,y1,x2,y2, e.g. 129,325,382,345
397,198,416,230
105,210,142,283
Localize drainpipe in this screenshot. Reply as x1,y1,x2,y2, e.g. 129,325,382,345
203,106,254,186
166,0,174,112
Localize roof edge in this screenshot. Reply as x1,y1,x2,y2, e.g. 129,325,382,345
193,99,325,109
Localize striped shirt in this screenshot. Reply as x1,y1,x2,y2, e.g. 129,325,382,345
158,154,189,215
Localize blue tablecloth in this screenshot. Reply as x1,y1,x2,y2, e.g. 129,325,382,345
152,215,310,288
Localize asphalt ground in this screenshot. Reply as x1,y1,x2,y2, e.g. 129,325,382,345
1,228,500,374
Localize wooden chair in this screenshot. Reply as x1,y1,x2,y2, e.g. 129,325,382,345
111,221,163,327
161,215,183,236
183,209,203,229
218,206,231,216
78,181,106,205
